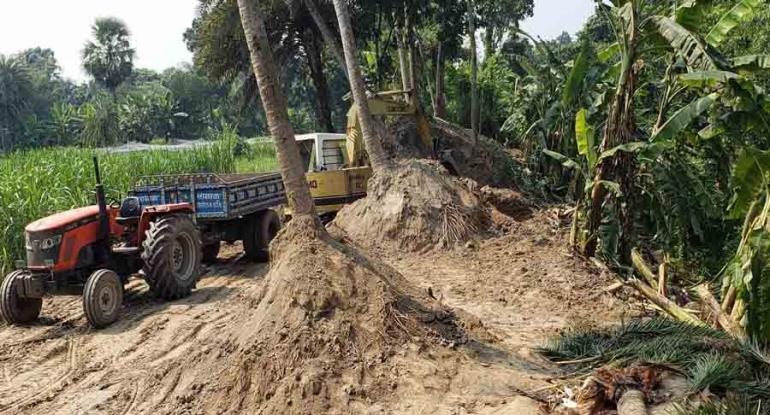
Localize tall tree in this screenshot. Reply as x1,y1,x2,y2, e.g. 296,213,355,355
82,17,135,95
303,0,348,80
468,0,479,144
300,26,335,132
332,0,390,173
237,0,318,223
0,56,34,152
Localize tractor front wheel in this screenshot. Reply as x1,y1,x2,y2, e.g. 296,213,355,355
0,271,42,325
142,215,202,300
83,269,123,328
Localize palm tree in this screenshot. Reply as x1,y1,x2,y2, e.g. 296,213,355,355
303,0,348,80
0,56,34,152
236,0,318,225
82,17,135,95
331,0,391,174
467,0,479,145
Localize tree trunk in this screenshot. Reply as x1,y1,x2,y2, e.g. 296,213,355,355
468,0,479,145
332,0,390,174
304,0,348,80
583,1,639,258
397,29,411,93
405,8,419,109
483,27,495,61
302,27,335,133
237,0,318,222
434,42,447,118
617,389,647,415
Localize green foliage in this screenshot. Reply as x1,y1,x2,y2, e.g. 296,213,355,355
80,94,120,147
0,55,35,151
705,0,763,47
653,93,720,141
118,83,177,143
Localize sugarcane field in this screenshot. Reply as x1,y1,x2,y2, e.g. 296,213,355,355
1,1,770,414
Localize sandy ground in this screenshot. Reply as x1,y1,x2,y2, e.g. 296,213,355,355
0,210,636,414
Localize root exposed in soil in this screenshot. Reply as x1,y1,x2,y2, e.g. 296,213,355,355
333,159,490,251
178,218,472,414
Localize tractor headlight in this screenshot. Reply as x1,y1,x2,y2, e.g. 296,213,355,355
40,235,62,250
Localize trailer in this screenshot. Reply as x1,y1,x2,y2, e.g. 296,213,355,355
130,172,287,262
1,162,289,329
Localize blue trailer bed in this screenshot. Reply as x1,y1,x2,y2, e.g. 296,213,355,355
130,173,287,221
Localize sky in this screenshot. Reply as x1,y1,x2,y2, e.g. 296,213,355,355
0,0,197,82
521,0,597,41
0,0,595,83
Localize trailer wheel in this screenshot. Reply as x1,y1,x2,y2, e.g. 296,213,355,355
244,210,281,262
202,242,221,264
0,271,42,325
83,269,123,328
142,214,202,300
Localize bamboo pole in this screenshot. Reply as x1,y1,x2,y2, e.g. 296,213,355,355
631,249,659,289
657,258,667,297
695,284,745,339
625,278,706,327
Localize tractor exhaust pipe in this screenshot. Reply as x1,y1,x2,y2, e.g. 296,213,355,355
93,157,110,243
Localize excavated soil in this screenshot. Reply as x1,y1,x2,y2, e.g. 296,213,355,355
333,159,490,252
0,208,636,415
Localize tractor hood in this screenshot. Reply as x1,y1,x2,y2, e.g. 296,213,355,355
26,206,100,233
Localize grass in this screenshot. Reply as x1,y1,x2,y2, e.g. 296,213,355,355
236,141,278,173
0,136,278,276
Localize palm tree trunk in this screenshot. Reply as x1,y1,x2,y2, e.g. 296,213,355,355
468,0,479,145
303,0,348,80
397,29,411,93
332,0,391,174
237,0,318,222
301,27,335,133
434,42,447,119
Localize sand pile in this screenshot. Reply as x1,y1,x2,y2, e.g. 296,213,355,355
173,217,473,414
333,159,490,251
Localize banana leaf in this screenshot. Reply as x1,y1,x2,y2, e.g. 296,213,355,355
652,93,719,141
706,0,762,46
731,54,770,71
678,71,741,88
575,109,597,170
650,16,724,70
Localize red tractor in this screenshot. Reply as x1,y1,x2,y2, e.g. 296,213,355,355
1,158,285,328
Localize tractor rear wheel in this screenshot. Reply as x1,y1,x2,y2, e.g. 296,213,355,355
202,242,221,264
0,271,42,325
243,210,281,262
83,269,123,328
142,214,202,300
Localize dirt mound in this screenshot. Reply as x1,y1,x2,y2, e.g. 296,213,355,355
478,185,534,220
432,118,518,189
166,218,474,414
333,159,490,251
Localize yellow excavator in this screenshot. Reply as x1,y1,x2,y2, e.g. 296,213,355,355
294,90,434,219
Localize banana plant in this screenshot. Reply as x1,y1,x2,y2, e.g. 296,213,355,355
719,147,770,339
581,0,767,259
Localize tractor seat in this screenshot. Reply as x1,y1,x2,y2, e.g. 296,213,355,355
116,197,142,226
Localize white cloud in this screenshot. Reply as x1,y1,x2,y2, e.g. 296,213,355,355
0,0,197,82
